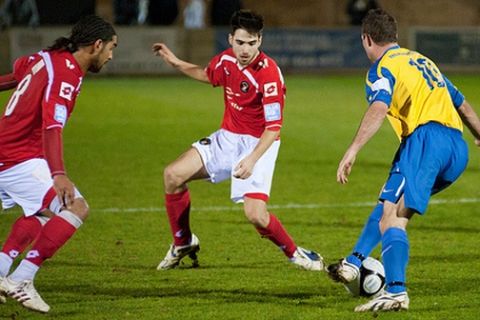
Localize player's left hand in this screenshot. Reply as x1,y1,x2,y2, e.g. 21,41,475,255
53,174,75,209
337,149,357,184
475,139,480,147
233,156,256,179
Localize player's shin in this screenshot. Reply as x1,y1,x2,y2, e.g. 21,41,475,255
346,202,384,268
381,227,409,293
0,216,43,277
9,210,83,281
165,189,192,246
255,213,296,258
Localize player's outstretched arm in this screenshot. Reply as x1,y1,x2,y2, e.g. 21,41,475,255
152,42,209,83
0,73,18,91
457,100,480,146
337,101,388,184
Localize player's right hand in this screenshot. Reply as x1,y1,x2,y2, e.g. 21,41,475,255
53,174,75,209
337,149,357,184
152,43,179,67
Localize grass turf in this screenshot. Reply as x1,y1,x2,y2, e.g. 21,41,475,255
0,74,479,319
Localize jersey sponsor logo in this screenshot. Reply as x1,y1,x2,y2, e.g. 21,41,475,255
54,104,68,126
264,102,281,121
264,82,278,97
229,101,243,111
59,81,75,101
240,81,249,93
226,86,240,97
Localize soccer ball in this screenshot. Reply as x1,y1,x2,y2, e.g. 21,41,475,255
344,257,385,297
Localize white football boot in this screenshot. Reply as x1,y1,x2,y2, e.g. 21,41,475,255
290,247,324,271
327,258,360,283
354,291,409,312
157,234,200,270
0,276,6,303
1,277,50,313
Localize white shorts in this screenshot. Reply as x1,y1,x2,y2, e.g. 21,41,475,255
192,129,280,203
0,159,82,216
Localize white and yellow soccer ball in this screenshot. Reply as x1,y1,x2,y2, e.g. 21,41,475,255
344,257,385,297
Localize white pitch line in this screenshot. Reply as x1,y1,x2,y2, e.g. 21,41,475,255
97,197,480,214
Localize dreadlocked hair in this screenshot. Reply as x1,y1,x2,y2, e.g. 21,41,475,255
230,10,263,35
48,15,116,53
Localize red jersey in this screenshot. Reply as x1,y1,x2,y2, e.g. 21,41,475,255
0,50,84,172
206,48,286,138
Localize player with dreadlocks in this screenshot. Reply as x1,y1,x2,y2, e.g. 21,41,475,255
0,15,117,313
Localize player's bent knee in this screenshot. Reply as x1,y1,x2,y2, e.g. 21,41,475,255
379,216,407,233
69,198,89,221
163,165,183,190
244,209,269,228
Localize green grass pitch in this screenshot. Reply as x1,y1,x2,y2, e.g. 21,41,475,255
0,74,479,319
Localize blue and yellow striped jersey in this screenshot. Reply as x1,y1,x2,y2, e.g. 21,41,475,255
365,45,465,140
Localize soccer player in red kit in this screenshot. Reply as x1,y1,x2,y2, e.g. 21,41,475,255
0,15,117,313
152,10,324,271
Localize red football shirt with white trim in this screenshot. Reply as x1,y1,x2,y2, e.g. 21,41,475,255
0,50,84,171
206,48,286,138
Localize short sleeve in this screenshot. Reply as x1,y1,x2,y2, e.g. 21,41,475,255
13,56,32,82
42,61,80,130
260,64,285,131
366,65,396,107
443,75,465,109
205,54,225,87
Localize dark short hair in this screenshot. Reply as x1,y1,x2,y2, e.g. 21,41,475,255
361,9,397,45
48,15,116,52
230,10,263,35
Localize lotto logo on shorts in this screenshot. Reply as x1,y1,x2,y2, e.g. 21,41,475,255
264,102,281,121
264,82,278,97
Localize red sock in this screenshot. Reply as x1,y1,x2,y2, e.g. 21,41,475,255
2,216,42,259
165,189,192,246
26,215,77,266
256,213,297,258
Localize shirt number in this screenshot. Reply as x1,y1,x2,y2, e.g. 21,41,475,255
409,58,445,90
4,74,32,116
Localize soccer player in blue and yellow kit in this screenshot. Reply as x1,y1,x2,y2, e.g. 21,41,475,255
328,9,480,312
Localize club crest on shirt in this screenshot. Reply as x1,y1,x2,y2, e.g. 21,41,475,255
264,82,278,97
59,82,75,101
54,104,67,126
240,81,249,93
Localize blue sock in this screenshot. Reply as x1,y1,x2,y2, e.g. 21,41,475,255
346,203,383,268
382,227,409,294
